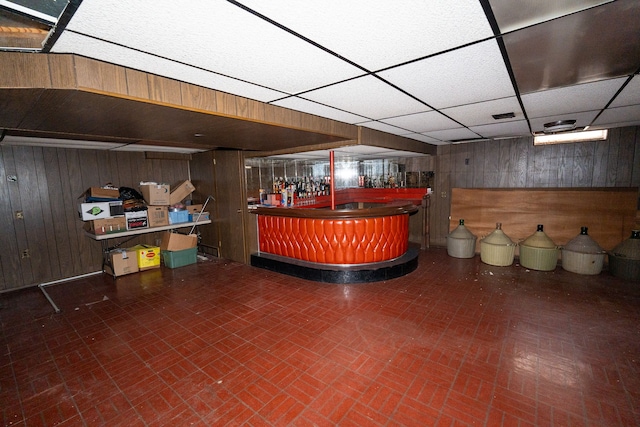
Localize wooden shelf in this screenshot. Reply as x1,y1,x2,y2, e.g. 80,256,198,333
85,220,211,241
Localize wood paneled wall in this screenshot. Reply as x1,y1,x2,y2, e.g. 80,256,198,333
432,126,640,246
0,146,190,291
189,151,220,258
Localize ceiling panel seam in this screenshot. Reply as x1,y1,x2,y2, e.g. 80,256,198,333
41,0,82,52
479,0,531,135
589,70,640,127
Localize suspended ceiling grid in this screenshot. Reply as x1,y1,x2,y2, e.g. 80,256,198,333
1,0,639,151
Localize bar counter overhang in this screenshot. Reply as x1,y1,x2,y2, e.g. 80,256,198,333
250,196,421,283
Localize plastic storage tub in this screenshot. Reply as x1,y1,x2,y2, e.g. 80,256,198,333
162,247,197,268
168,209,189,224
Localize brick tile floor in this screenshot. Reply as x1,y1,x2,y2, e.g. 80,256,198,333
1,248,639,426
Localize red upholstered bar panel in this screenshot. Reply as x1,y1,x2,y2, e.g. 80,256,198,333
257,214,410,264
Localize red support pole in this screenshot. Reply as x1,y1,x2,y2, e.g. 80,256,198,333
330,151,335,210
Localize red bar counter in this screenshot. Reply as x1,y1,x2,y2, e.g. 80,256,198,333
253,203,418,265
249,188,424,283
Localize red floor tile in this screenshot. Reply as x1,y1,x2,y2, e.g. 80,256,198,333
1,249,639,425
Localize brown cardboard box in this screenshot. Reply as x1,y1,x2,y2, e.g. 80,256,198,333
140,184,170,205
160,231,198,251
79,187,120,200
186,204,203,214
83,217,127,235
147,206,169,227
170,180,196,205
105,249,139,277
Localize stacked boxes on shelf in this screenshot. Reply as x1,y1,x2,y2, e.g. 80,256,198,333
80,180,200,236
140,183,170,227
168,180,196,224
82,180,204,276
78,187,126,235
141,180,197,226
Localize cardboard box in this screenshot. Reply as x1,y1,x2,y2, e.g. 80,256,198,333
170,180,196,205
125,210,149,230
189,212,210,222
160,231,198,251
147,206,169,227
130,245,160,271
168,210,189,224
161,247,197,269
140,184,170,205
78,201,124,221
105,249,139,277
79,187,120,201
83,217,127,235
186,204,203,214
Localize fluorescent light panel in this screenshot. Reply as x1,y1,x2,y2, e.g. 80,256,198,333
0,136,206,153
111,145,206,153
0,135,123,150
533,129,608,145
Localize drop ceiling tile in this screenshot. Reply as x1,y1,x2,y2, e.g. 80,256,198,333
423,128,479,142
489,0,614,33
60,0,363,94
503,1,640,93
271,97,368,124
529,111,599,133
380,111,458,133
239,0,493,71
469,120,530,138
592,105,640,127
442,97,523,127
302,75,429,120
610,76,640,108
51,32,286,102
378,39,515,109
521,78,626,119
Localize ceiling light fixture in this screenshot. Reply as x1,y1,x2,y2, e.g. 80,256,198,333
534,129,608,146
543,120,576,133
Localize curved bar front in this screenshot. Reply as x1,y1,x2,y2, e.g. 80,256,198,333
253,204,417,265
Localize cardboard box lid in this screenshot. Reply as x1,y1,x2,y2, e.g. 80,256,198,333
169,180,196,205
160,231,198,251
